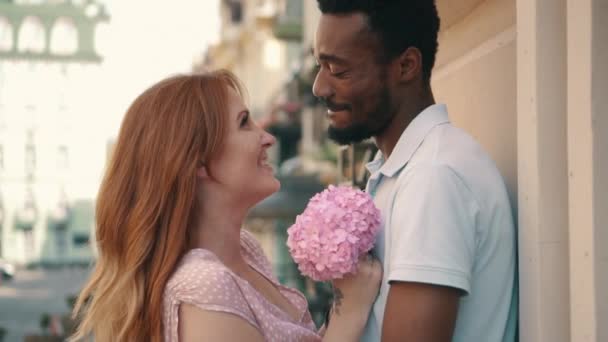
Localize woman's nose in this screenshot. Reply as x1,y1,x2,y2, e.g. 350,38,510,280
262,130,276,147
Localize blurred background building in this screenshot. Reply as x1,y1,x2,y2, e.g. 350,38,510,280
0,0,109,268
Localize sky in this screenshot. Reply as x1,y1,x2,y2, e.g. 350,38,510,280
95,0,221,134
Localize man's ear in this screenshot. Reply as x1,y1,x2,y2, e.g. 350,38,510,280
196,165,209,179
396,47,423,82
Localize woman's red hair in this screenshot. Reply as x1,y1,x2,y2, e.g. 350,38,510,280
70,70,244,341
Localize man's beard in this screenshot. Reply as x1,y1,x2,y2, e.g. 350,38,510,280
328,122,378,145
327,89,393,145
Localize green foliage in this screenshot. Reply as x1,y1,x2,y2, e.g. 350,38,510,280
315,142,339,164
66,295,78,310
0,326,7,342
39,313,51,331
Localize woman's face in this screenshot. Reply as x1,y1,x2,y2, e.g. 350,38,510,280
204,88,280,204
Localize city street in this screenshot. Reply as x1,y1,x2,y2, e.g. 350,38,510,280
0,267,90,342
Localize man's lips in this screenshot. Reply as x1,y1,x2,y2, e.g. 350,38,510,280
326,105,350,112
326,107,350,120
319,98,350,113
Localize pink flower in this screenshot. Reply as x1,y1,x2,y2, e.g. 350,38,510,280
286,185,381,281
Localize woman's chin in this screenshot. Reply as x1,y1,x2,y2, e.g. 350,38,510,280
266,177,281,197
248,178,280,203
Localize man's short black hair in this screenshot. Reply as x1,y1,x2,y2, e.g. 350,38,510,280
317,0,440,82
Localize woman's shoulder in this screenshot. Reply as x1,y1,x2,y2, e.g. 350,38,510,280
240,230,275,277
165,249,239,300
163,249,261,338
163,231,273,304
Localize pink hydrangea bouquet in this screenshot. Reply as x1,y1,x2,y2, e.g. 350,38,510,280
286,185,381,281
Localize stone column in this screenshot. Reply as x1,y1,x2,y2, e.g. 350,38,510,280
516,0,570,341
567,0,608,340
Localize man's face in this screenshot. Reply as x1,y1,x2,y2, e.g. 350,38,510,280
313,13,396,145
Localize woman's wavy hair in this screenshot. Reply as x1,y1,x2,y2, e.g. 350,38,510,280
70,70,244,341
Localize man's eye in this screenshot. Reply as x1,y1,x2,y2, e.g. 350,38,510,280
331,71,349,78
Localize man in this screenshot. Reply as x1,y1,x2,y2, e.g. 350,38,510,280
312,1,518,341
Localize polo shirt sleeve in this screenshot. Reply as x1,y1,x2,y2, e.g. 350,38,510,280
387,163,479,295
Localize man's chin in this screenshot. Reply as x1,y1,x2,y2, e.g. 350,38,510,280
327,126,372,145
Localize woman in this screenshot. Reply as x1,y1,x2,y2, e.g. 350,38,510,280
70,70,381,341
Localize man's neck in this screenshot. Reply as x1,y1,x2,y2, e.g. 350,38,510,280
375,92,435,159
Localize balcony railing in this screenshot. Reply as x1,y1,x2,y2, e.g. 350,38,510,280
272,0,302,41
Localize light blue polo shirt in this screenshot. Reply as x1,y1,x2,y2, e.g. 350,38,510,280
361,104,518,342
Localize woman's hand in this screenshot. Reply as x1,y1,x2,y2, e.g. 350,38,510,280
331,254,383,318
322,254,382,341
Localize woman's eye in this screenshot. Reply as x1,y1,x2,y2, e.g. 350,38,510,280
240,114,249,128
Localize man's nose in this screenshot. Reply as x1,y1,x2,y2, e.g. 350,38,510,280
312,69,333,100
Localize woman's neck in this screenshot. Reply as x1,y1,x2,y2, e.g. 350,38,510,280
191,193,250,271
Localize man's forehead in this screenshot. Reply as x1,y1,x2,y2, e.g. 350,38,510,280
318,12,369,29
314,13,373,53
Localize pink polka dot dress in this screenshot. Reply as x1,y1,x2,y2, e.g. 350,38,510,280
162,230,322,341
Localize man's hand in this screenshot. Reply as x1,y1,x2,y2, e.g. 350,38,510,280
382,282,461,342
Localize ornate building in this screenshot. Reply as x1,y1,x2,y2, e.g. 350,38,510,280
0,0,108,266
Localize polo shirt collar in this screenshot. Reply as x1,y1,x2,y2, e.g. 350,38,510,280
366,104,450,178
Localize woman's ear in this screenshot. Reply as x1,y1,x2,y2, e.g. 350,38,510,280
196,165,209,179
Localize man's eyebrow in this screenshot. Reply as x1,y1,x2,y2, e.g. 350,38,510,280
312,50,349,65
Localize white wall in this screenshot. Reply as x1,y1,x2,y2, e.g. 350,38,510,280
433,0,517,209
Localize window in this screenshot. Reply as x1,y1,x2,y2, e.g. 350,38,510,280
57,145,68,170
25,130,36,181
50,17,78,55
0,16,13,51
73,233,90,247
227,0,243,24
25,145,35,180
18,16,45,53
285,0,302,19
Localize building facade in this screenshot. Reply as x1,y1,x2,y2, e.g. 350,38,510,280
0,0,109,266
